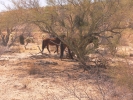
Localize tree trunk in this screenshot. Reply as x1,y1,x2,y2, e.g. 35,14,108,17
1,35,6,46
19,34,25,45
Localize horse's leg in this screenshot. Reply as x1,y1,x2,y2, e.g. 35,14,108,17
55,45,59,54
47,45,51,54
60,43,65,59
41,41,45,54
54,45,57,53
54,50,57,53
68,48,73,59
41,47,45,54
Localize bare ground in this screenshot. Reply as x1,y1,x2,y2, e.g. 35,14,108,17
0,43,132,100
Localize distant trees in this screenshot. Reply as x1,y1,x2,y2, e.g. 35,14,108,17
0,7,37,47
0,9,22,46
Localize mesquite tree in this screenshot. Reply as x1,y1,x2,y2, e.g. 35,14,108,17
35,0,131,66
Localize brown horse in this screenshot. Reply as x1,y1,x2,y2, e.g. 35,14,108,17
41,37,61,54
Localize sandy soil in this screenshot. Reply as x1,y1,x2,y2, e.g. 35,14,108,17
0,43,98,100
0,43,133,100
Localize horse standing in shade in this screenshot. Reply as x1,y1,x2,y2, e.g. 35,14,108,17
53,35,74,60
41,37,61,54
59,36,99,60
60,42,74,59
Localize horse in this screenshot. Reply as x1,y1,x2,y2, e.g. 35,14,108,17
41,37,61,54
60,42,74,59
59,36,99,60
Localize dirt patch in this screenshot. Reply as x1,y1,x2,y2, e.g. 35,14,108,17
0,43,132,100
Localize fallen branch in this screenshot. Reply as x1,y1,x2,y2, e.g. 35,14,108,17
37,45,42,54
28,46,43,57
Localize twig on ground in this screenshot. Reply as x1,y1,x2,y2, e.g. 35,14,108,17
37,45,42,54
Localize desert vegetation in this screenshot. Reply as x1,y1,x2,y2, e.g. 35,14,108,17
0,0,133,100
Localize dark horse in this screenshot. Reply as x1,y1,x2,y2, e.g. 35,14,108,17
59,36,99,60
60,42,74,59
41,37,61,54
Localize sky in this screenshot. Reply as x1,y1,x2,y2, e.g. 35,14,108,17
0,0,47,12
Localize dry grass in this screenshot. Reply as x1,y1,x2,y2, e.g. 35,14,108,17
108,59,133,92
9,44,25,53
28,63,43,75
